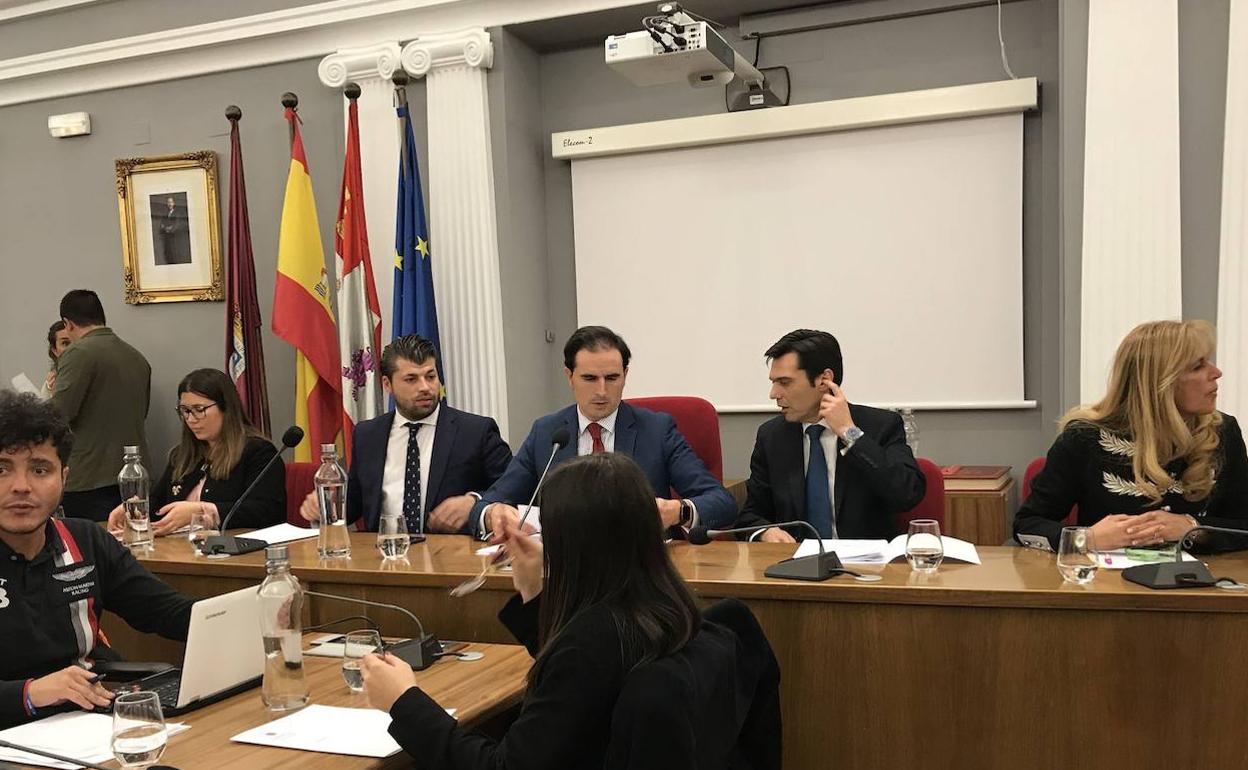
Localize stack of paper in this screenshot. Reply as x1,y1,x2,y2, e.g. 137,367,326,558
792,535,982,565
1096,550,1197,570
0,712,189,769
231,704,454,757
244,522,320,545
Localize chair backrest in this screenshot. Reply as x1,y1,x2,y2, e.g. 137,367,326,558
284,462,317,528
624,396,723,483
898,458,945,533
605,599,781,770
1022,457,1077,525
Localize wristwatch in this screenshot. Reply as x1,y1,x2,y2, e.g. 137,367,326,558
841,426,864,452
678,499,694,528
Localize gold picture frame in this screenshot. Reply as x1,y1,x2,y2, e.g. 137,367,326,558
115,151,223,304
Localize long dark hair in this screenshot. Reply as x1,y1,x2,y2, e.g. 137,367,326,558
531,453,701,684
47,321,66,366
172,368,266,479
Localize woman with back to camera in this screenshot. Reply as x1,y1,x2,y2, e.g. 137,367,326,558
360,452,710,768
107,368,286,537
1014,319,1248,552
40,320,72,398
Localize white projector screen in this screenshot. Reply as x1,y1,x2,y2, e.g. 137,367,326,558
570,113,1025,411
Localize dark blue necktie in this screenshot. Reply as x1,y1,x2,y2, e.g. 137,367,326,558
805,424,834,538
402,422,422,535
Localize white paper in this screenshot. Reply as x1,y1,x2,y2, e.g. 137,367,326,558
0,712,188,769
790,535,982,565
10,372,40,395
244,522,319,545
230,704,453,757
1096,550,1197,570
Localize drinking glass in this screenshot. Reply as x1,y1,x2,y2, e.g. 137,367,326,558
377,514,411,560
111,691,167,768
188,504,219,555
1057,526,1098,584
905,519,944,573
342,629,384,693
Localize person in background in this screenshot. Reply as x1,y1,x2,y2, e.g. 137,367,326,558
52,289,151,522
734,329,925,542
0,392,195,728
106,369,285,537
39,321,72,399
1014,320,1248,551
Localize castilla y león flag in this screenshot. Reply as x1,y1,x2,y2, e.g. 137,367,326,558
272,106,341,462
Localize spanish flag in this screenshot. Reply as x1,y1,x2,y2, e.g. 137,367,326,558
272,106,341,462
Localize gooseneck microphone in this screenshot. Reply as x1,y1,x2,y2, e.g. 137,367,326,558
198,426,303,557
1123,524,1248,590
0,739,179,770
513,427,571,533
304,590,442,670
688,521,852,582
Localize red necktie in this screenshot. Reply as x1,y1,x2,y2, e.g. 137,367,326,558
587,422,606,454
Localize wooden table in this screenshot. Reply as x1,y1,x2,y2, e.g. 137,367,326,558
13,638,527,769
107,534,1248,770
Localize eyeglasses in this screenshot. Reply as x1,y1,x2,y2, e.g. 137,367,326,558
175,403,218,420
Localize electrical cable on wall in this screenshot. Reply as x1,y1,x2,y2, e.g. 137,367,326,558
997,0,1018,79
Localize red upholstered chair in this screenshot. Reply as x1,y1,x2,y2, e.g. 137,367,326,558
1022,457,1077,525
898,458,945,534
284,462,317,528
624,396,723,483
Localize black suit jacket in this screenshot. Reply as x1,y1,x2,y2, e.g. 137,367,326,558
735,403,926,539
150,436,286,530
345,405,512,531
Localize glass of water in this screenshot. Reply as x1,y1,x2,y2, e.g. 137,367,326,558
377,514,411,560
342,629,383,693
111,691,167,768
905,519,944,573
1057,526,1098,584
188,504,219,555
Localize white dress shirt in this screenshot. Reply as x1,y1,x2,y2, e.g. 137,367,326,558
381,404,439,521
577,408,618,455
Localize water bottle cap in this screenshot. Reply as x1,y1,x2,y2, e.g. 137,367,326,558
122,445,139,454
319,443,336,454
265,544,290,562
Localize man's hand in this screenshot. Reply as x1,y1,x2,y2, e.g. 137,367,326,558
655,498,682,529
759,527,797,544
485,504,522,544
819,383,856,437
1126,510,1194,544
106,504,126,537
361,653,417,713
27,666,113,711
426,495,476,534
299,491,320,524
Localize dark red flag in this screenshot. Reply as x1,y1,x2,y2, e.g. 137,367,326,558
224,109,272,436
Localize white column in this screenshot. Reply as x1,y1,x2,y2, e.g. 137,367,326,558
401,28,508,436
318,42,402,345
1217,0,1248,417
1080,0,1182,402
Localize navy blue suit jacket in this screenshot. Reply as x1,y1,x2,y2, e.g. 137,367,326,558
346,405,513,532
470,402,735,533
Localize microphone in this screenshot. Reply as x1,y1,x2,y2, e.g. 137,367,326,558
304,589,442,670
198,426,303,557
1122,524,1248,589
688,521,847,581
0,739,179,770
514,426,571,533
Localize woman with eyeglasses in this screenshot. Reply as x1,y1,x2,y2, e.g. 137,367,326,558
107,368,286,537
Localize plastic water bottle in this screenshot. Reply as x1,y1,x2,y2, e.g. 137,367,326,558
117,446,152,551
258,545,310,712
900,408,919,454
314,444,351,559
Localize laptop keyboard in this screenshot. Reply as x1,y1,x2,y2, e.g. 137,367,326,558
136,669,183,712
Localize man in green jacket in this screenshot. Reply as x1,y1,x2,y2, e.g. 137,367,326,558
51,290,151,522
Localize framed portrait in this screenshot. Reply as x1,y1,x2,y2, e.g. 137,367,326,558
115,151,223,304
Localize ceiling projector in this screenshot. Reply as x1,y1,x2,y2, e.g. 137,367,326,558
605,3,764,90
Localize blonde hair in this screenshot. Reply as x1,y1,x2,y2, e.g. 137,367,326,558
1062,320,1221,502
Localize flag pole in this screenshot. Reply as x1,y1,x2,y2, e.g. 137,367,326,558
281,91,298,148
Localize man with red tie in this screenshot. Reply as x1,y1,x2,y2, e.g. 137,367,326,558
471,326,734,540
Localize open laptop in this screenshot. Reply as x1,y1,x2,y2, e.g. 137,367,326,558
128,585,265,716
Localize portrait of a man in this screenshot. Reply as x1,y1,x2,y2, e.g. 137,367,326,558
149,192,191,266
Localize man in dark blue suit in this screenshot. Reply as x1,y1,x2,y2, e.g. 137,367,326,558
471,326,735,540
299,335,512,533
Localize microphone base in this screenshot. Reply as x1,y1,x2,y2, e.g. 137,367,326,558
387,633,443,670
764,551,844,582
1122,560,1217,589
197,535,268,557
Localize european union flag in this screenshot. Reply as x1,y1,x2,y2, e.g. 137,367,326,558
393,99,444,384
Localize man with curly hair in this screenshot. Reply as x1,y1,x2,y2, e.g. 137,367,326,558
0,392,195,728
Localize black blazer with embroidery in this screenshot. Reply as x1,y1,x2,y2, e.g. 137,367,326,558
150,436,286,530
1013,413,1248,550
